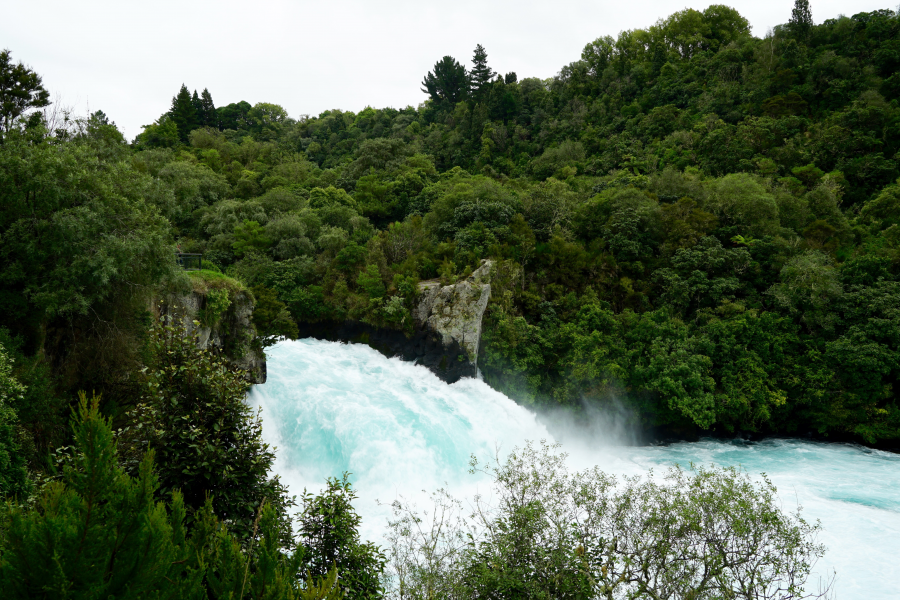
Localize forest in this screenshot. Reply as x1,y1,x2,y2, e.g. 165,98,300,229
131,3,900,444
0,1,897,597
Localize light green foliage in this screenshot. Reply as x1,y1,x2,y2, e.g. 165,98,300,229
385,442,830,600
135,113,180,148
0,342,28,499
357,265,386,300
310,186,357,210
199,287,232,327
859,181,900,231
156,160,231,228
707,173,780,237
233,219,273,257
769,251,843,330
529,140,585,180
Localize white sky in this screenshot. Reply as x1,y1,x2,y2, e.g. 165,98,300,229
3,0,892,140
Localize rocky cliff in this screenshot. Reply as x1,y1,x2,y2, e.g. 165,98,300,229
154,280,266,384
414,260,492,368
296,260,493,383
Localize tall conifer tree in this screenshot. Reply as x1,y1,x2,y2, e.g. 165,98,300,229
421,56,469,109
169,84,197,142
789,0,813,40
469,44,495,99
199,88,216,127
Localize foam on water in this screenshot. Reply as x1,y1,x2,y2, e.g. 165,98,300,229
250,339,900,599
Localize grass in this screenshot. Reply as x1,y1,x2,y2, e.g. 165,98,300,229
187,270,246,296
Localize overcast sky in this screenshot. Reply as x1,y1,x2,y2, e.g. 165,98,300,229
3,0,892,140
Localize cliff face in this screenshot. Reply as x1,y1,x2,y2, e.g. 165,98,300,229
295,261,493,383
414,260,492,371
155,288,266,384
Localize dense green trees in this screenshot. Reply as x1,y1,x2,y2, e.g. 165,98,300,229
0,395,343,600
1,3,893,596
297,475,385,599
118,316,292,540
2,0,900,478
6,3,873,445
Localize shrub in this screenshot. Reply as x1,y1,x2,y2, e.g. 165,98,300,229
118,315,292,541
385,442,832,600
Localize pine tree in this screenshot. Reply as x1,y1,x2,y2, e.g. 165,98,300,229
421,56,469,109
789,0,813,40
0,394,201,598
169,83,198,142
191,89,202,125
469,44,496,99
0,394,343,600
199,88,216,128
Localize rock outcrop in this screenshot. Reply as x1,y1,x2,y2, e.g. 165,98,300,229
414,260,492,369
296,260,493,383
154,288,267,384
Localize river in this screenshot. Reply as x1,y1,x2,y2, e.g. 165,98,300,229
249,338,900,598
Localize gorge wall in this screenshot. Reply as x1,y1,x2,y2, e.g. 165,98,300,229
297,260,493,383
155,284,267,384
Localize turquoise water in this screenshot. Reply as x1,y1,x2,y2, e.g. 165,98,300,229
250,338,900,599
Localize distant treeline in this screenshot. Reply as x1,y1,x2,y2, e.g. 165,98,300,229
123,4,900,443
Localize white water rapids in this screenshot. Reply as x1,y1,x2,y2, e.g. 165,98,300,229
249,339,900,598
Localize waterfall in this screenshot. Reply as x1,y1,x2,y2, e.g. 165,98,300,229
250,338,900,599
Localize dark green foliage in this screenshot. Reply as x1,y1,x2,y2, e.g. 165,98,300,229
170,84,199,142
218,100,252,131
469,44,495,99
789,0,814,40
252,285,300,346
0,394,202,599
118,316,292,541
297,474,386,599
198,88,217,128
0,49,49,138
0,394,344,600
421,56,469,109
1,4,899,499
0,121,176,409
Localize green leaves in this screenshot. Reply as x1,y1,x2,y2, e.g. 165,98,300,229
118,315,292,542
386,442,830,600
297,474,386,599
0,50,50,138
0,394,345,600
233,220,273,257
0,131,174,320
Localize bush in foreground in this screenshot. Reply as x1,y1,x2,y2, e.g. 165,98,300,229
385,441,833,600
0,394,342,600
